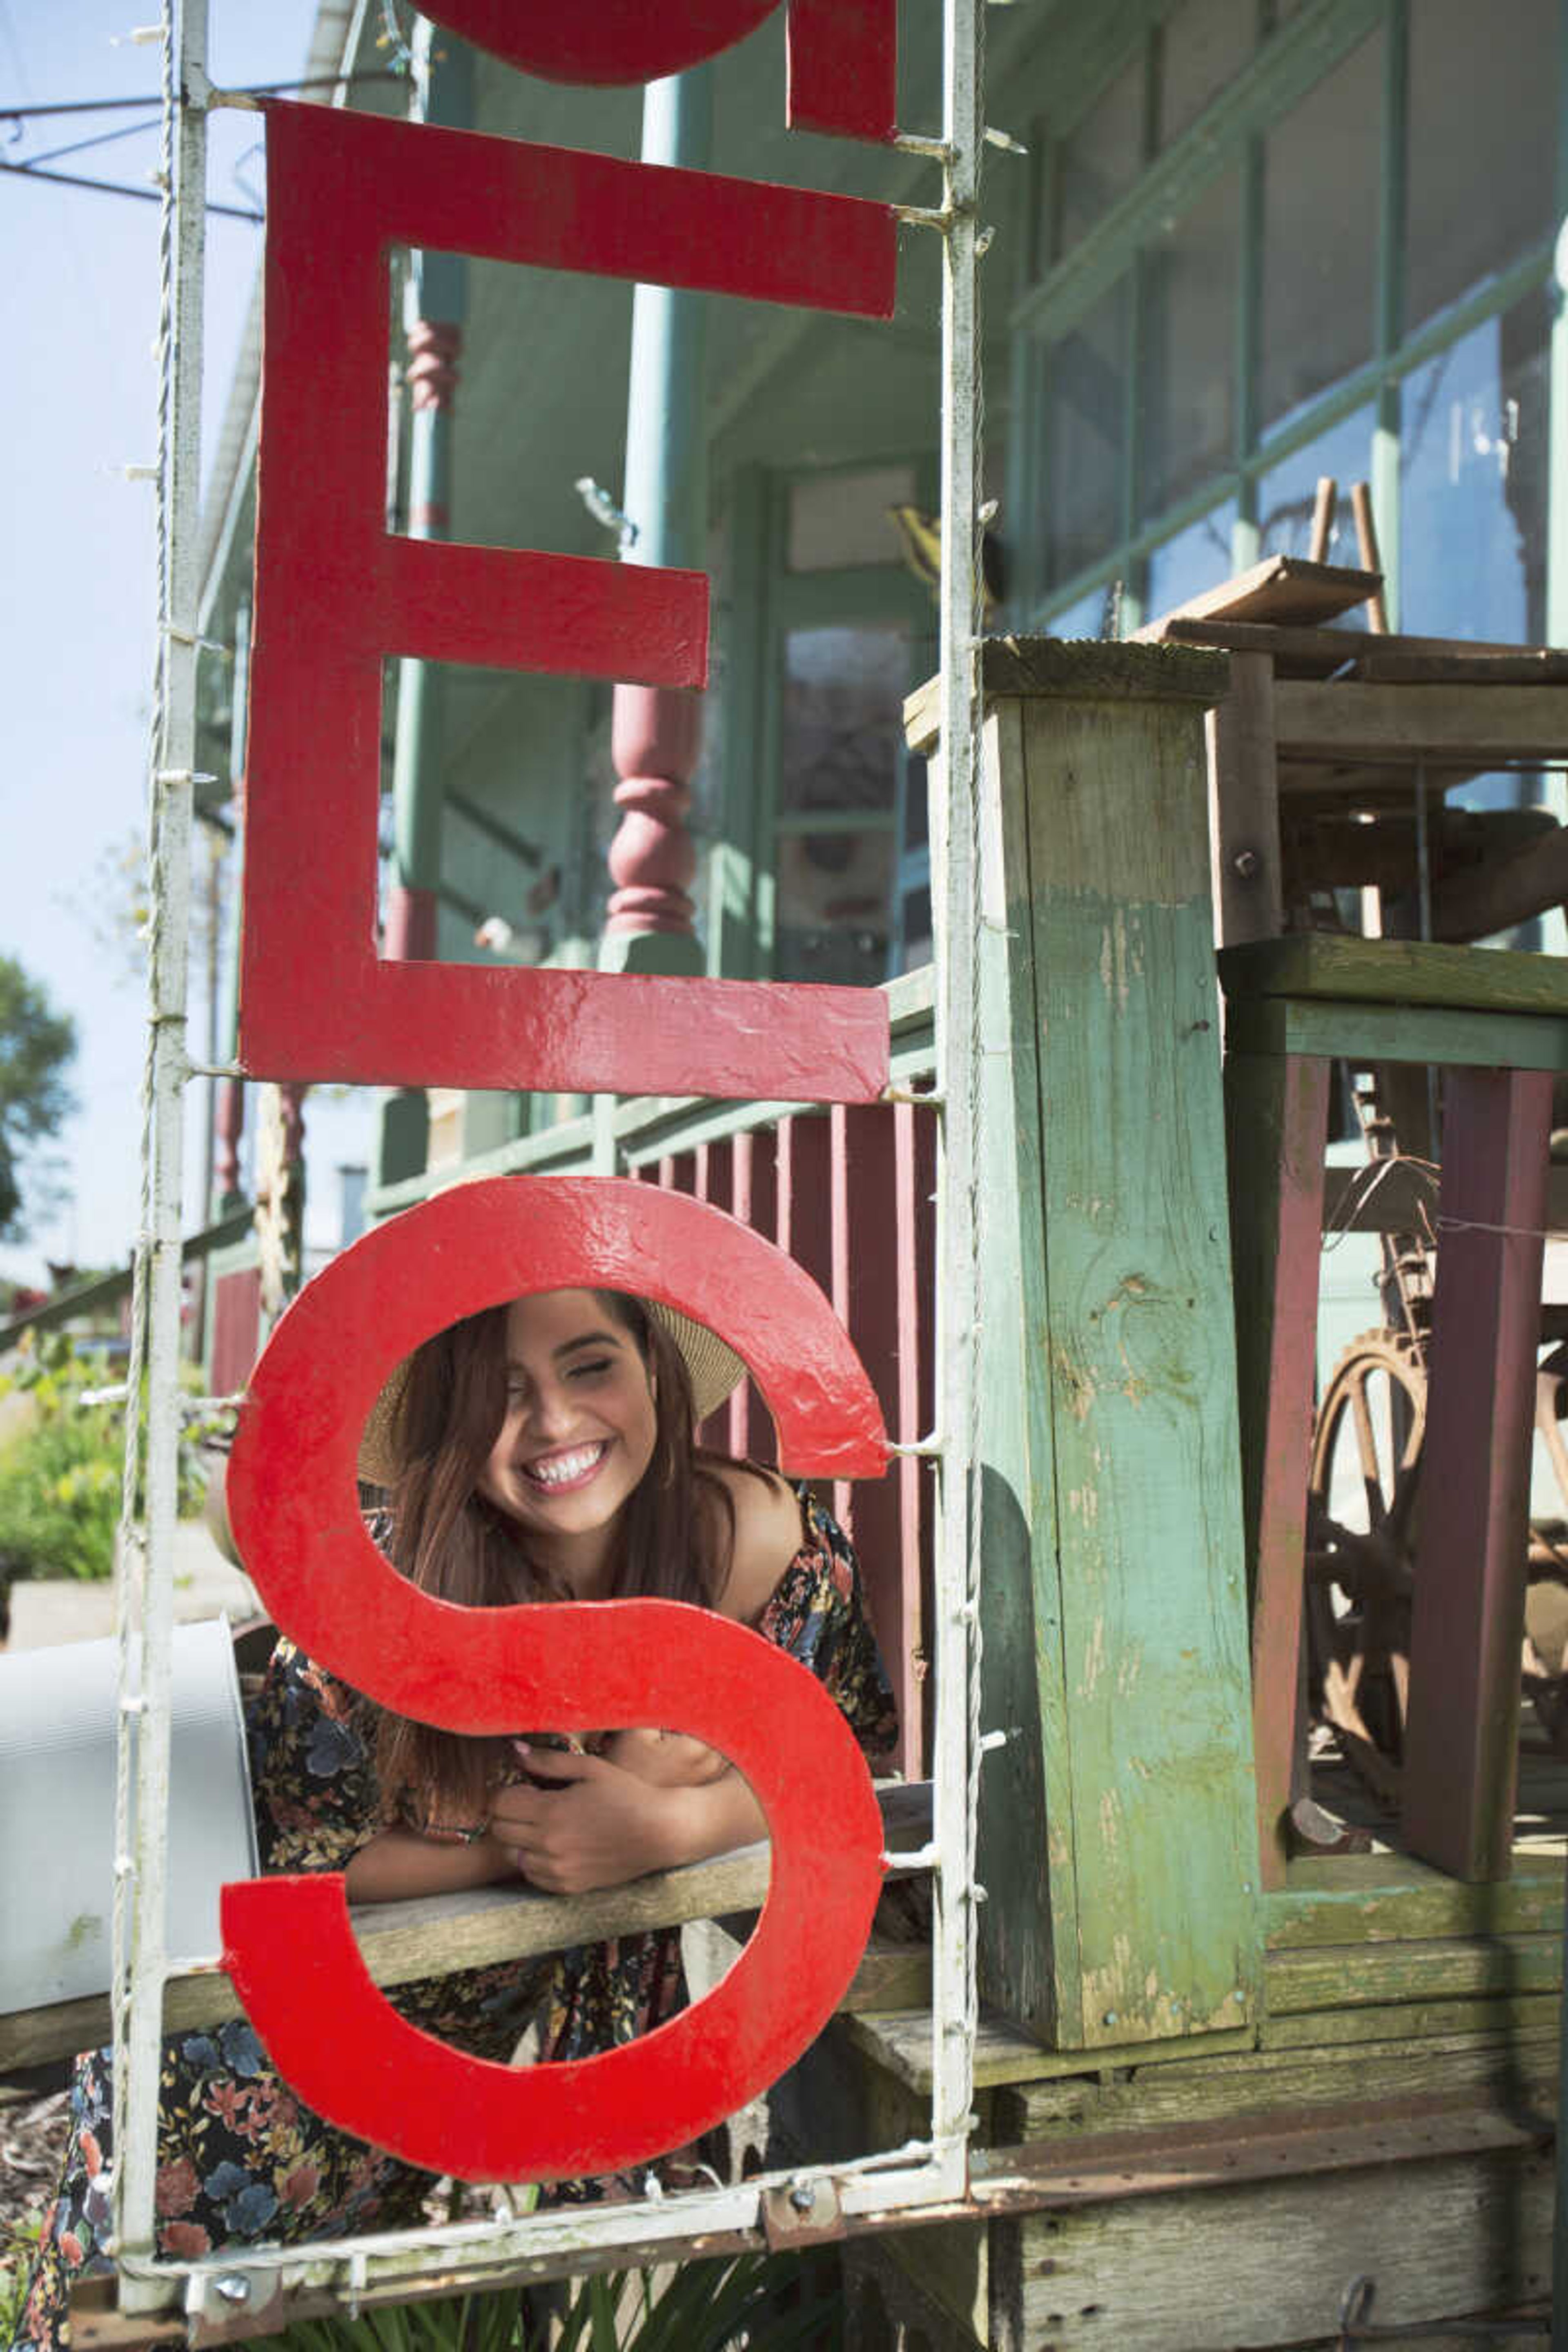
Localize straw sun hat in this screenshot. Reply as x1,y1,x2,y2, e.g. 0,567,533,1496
358,1296,748,1488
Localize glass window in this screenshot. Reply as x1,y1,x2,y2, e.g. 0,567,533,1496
1140,169,1241,518
1158,0,1254,146
1043,278,1129,589
1146,501,1238,621
1405,0,1557,335
1260,29,1383,432
787,464,918,572
1398,289,1549,647
1055,56,1146,258
777,626,907,816
775,624,905,986
1257,402,1376,564
1049,581,1120,637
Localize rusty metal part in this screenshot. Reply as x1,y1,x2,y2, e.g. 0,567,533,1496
761,2176,846,2249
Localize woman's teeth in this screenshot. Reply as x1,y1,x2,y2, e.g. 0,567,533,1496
523,1443,606,1489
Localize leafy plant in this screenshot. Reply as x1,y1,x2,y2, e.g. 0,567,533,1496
251,2252,839,2352
0,1331,216,1583
0,2199,45,2342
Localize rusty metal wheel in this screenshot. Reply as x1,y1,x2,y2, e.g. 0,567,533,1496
1306,1330,1426,1796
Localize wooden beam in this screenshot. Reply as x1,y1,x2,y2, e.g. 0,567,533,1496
1151,615,1568,677
1402,1070,1554,1880
1009,653,1259,2049
1273,679,1568,762
1206,649,1282,945
1225,1052,1330,1888
1219,931,1568,1020
1134,553,1379,635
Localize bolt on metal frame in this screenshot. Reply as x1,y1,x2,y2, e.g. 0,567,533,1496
108,0,989,2316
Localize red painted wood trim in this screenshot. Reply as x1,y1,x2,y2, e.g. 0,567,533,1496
729,1129,780,1466
830,1106,910,1766
1402,1067,1553,1882
787,0,898,142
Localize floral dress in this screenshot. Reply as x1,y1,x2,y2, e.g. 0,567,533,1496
11,1490,896,2351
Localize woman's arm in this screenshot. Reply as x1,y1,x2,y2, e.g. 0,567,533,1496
343,1824,519,1903
486,1745,766,1896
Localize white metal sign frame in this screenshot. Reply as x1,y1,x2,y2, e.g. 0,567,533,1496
108,0,989,2320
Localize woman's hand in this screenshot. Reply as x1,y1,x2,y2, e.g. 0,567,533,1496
602,1726,732,1788
488,1741,765,1895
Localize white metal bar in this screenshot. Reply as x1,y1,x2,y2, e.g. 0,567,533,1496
113,0,206,2312
927,0,985,2181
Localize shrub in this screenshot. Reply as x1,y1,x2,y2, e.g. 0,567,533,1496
0,1332,214,1583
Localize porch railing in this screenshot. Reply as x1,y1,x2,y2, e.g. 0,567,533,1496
362,964,940,1781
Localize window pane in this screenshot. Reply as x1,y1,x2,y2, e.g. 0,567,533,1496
1159,0,1254,146
775,827,897,985
1043,278,1129,589
1257,402,1376,564
1399,289,1549,646
778,626,908,817
787,464,917,572
1146,501,1238,620
1055,57,1145,258
1140,169,1240,517
1261,30,1383,432
1049,582,1120,637
1405,0,1557,334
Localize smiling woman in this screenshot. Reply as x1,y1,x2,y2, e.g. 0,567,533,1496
11,1289,897,2352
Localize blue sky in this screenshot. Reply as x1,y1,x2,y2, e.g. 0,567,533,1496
0,0,372,1285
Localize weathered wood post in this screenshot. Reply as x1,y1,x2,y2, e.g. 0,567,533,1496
909,638,1261,2053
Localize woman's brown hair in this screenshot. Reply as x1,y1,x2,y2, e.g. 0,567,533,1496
372,1290,761,1820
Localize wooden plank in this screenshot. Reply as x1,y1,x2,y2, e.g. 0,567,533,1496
1261,1991,1561,2049
1273,678,1568,762
1265,1930,1564,2014
693,1139,735,1449
0,1782,933,2069
1134,553,1380,635
1225,993,1568,1075
1225,1051,1330,1888
1403,1069,1553,1879
1206,650,1282,947
843,2007,1255,2096
904,639,1226,750
726,1127,779,1464
1265,1853,1566,1945
1423,817,1568,943
1221,930,1568,1019
996,2140,1552,2350
774,1110,833,1299
1016,678,1258,2047
1002,2025,1559,2140
830,1104,909,1762
1151,615,1567,675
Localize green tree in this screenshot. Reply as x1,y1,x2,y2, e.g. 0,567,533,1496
0,954,77,1242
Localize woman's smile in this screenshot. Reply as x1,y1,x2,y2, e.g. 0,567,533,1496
475,1290,659,1576
519,1439,612,1494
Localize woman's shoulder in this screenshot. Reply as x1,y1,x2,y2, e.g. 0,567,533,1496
709,1461,808,1623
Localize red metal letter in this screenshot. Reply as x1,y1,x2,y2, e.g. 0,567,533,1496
222,1178,888,2180
239,102,896,1102
425,1,897,143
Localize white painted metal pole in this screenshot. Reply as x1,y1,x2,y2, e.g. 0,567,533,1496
929,0,985,2183
113,0,207,2310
